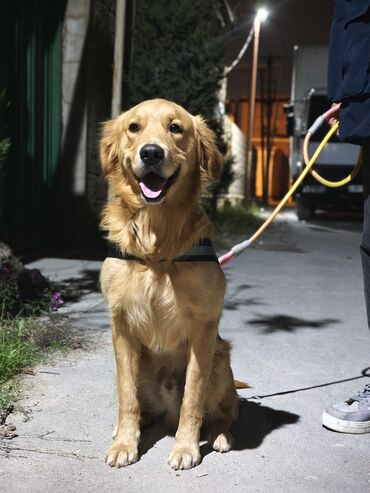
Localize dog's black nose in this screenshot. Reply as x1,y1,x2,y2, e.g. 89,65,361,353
140,144,164,167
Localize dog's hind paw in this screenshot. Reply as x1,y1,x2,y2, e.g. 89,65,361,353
105,441,139,468
168,444,201,470
207,430,234,453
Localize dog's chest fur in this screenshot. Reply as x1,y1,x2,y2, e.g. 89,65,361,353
101,257,225,353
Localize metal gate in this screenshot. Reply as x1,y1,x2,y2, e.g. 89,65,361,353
0,0,66,250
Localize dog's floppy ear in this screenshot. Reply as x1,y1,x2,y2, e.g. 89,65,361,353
194,115,223,180
100,116,123,176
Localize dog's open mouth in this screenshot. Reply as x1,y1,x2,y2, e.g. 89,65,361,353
138,170,179,203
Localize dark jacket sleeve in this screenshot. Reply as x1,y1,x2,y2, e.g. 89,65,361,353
327,0,370,142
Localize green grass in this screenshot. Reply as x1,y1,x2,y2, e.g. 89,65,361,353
0,316,75,422
0,385,14,424
0,319,37,384
0,319,40,383
208,204,264,251
0,318,40,422
0,250,71,422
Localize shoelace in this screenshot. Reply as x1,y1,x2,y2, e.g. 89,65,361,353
350,383,370,403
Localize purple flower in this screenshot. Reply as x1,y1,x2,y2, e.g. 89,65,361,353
50,292,64,311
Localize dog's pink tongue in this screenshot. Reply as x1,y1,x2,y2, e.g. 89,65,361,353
139,174,166,199
139,182,162,198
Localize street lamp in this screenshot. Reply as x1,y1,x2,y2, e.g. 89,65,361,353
256,7,268,23
245,7,269,204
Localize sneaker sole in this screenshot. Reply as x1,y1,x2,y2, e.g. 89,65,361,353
322,411,370,434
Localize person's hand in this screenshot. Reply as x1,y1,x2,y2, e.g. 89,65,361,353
325,102,341,135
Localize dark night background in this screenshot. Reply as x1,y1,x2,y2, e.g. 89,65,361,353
226,0,334,99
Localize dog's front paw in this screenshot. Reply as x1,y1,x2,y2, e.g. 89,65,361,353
168,444,201,470
207,430,234,453
105,441,139,468
112,423,118,440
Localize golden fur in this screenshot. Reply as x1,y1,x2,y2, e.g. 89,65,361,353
100,99,239,470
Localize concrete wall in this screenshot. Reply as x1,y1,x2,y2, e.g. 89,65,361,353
60,0,114,248
61,0,90,196
224,116,247,204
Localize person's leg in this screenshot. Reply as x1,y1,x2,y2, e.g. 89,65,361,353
361,138,370,328
322,140,370,433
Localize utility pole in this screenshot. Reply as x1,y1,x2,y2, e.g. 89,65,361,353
244,8,268,205
260,67,266,202
109,0,127,201
265,54,273,204
111,0,127,118
244,16,260,204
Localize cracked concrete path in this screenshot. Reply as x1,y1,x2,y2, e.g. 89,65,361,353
1,213,370,492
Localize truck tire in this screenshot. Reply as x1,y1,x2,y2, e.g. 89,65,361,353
296,200,313,221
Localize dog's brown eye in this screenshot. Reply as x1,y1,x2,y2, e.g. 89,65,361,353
128,123,140,133
169,123,182,134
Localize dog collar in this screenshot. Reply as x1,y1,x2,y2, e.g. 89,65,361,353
107,238,219,262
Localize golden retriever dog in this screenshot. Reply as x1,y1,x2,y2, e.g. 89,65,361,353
99,99,240,470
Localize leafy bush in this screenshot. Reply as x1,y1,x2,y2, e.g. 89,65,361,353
125,0,233,207
0,89,10,233
208,204,263,250
0,252,64,318
0,89,10,170
0,136,10,170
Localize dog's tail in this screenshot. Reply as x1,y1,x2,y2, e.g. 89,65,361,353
234,379,251,389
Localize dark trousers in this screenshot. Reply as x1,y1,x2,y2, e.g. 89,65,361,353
360,139,370,329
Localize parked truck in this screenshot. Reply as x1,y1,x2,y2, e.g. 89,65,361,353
287,46,362,220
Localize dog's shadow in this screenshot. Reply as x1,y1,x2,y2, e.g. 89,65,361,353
138,399,300,460
232,398,299,450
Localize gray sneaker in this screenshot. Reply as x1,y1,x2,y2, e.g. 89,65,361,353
322,383,370,433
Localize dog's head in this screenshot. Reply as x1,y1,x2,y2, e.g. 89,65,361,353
100,99,223,206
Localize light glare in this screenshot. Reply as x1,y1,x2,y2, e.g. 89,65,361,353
256,7,268,22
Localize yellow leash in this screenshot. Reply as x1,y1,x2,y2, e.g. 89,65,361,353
219,121,361,266
303,123,362,187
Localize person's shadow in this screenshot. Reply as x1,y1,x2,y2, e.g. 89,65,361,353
138,399,299,460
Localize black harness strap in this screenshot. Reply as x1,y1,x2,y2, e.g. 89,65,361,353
107,238,219,263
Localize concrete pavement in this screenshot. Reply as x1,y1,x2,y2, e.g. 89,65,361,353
1,212,369,492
